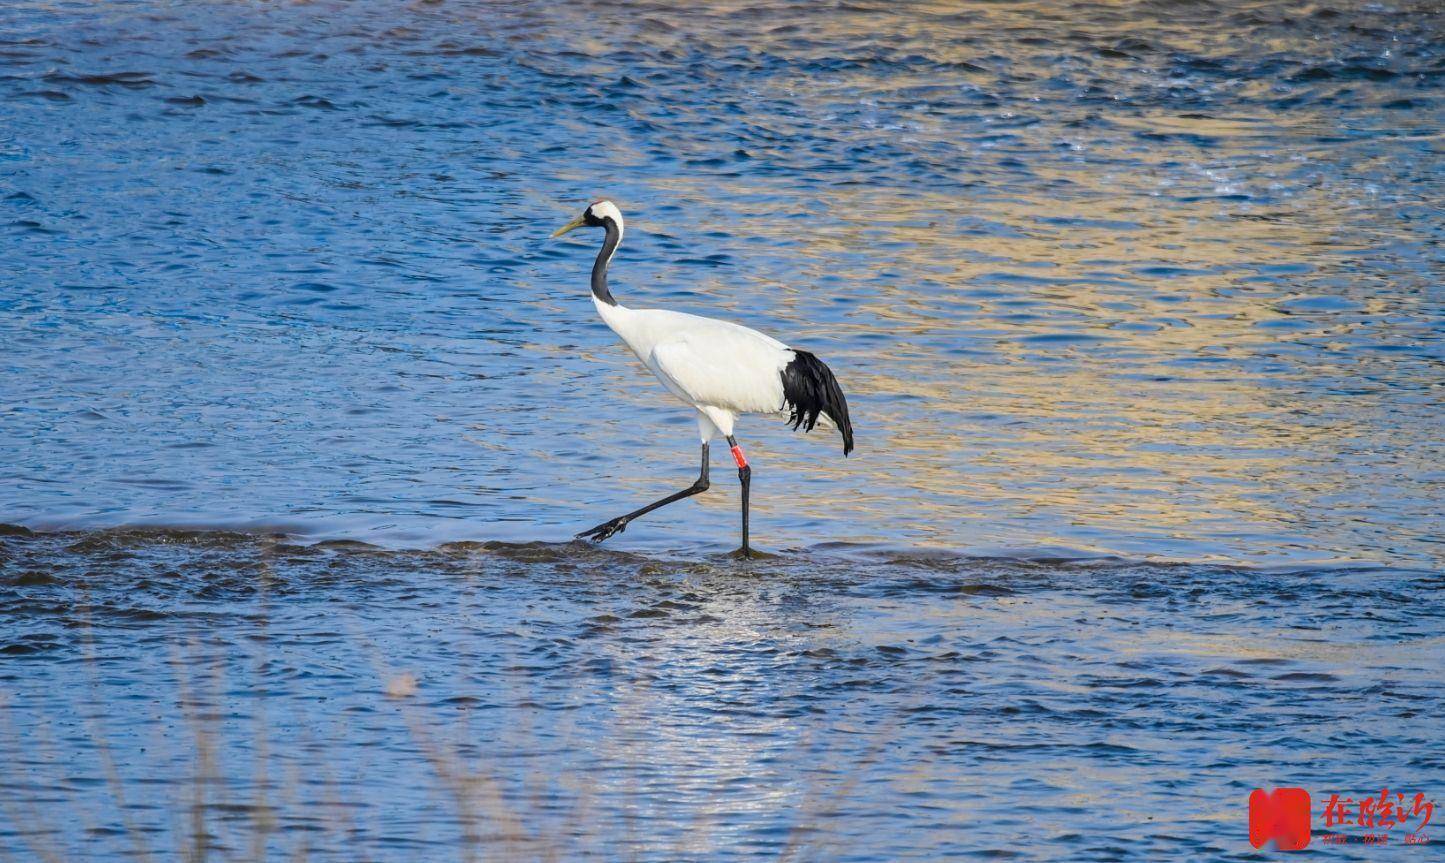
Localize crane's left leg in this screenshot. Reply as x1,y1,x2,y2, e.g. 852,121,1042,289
576,442,710,543
726,435,752,558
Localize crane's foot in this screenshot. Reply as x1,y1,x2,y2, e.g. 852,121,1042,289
577,516,628,542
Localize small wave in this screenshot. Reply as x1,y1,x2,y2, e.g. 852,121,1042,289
43,70,156,87
1,524,1423,586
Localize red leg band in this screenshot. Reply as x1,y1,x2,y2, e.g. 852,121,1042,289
730,445,748,469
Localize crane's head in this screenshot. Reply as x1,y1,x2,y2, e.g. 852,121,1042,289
551,199,623,238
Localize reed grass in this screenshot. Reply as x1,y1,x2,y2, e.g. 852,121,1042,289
0,538,895,861
2,632,883,861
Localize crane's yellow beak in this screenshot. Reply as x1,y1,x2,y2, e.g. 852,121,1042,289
551,215,586,238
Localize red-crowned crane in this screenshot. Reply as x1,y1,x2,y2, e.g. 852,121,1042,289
552,200,854,557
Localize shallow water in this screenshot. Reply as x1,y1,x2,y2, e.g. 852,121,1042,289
1,0,1443,859
3,528,1442,860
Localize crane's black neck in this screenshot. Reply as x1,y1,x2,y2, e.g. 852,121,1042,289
591,216,621,306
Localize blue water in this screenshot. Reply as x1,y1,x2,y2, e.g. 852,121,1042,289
1,0,1442,859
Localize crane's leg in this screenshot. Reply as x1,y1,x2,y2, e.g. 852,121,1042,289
576,443,710,543
726,435,751,558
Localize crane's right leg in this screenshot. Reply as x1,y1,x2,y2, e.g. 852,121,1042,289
576,442,710,543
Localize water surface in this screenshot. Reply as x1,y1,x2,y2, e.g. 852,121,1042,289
3,528,1442,860
1,0,1442,859
2,0,1440,565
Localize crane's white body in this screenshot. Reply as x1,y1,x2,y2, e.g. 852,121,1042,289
583,201,796,443
595,299,794,441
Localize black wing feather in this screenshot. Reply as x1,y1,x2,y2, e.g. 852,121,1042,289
780,350,854,455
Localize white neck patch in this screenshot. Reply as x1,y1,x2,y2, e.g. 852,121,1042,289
588,199,624,235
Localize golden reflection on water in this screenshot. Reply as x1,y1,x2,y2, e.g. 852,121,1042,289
318,1,1445,570
645,110,1438,564
624,22,1436,569
5,0,1437,566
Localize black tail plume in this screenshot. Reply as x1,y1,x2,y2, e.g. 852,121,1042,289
780,350,854,455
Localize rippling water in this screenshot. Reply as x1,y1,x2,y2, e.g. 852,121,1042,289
4,528,1442,860
2,0,1443,859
